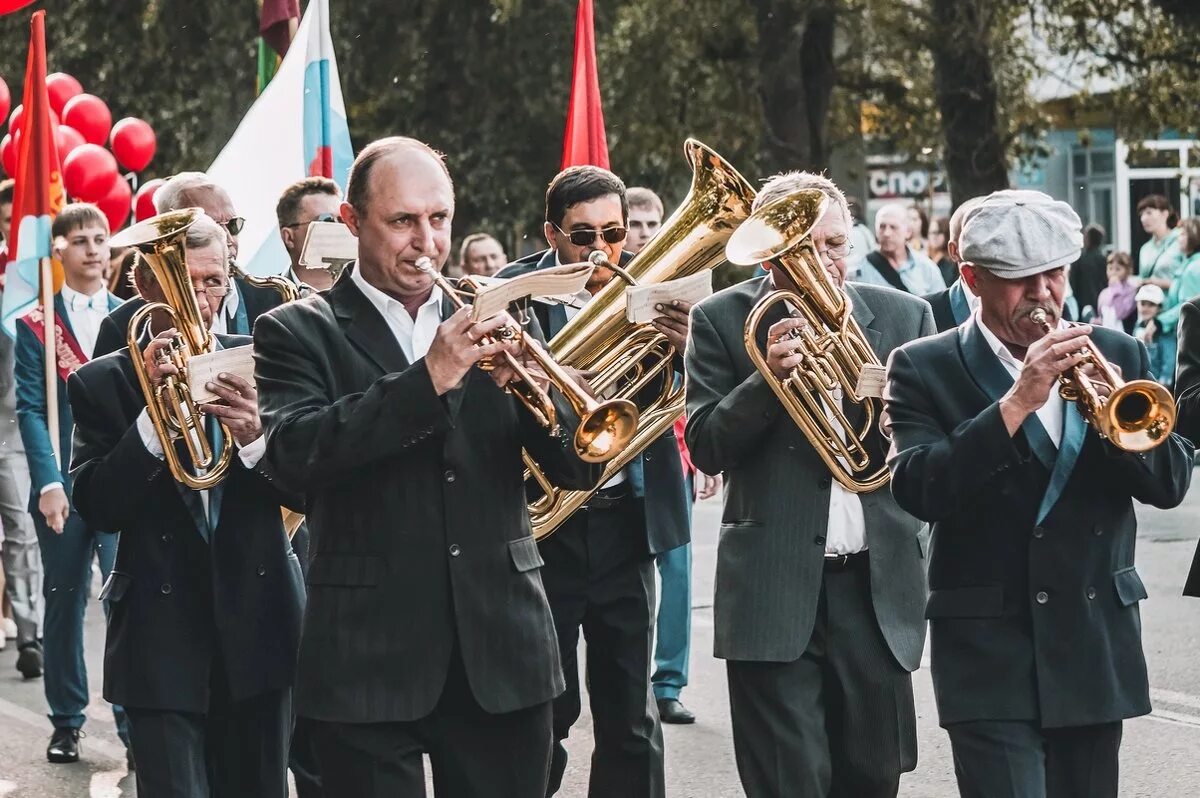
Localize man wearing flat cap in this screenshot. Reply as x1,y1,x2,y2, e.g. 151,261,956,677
882,189,1194,797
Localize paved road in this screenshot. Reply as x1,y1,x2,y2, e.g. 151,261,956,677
3,476,1200,796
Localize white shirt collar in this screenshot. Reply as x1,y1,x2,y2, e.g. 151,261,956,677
350,263,443,320
60,283,108,312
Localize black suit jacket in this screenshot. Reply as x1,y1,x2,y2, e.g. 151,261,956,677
1173,298,1200,595
885,322,1193,727
497,249,690,555
67,336,305,713
252,265,603,723
93,276,284,359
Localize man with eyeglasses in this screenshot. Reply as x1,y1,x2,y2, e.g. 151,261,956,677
276,176,343,297
498,165,691,798
93,172,285,358
66,212,305,796
685,171,933,798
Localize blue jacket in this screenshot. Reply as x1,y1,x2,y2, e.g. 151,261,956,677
14,291,121,506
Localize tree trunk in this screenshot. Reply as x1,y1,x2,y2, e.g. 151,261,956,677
751,0,837,174
929,0,1011,209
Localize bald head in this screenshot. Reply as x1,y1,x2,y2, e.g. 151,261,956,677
345,136,453,215
874,203,910,258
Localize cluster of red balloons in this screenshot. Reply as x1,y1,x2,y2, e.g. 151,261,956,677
0,73,159,233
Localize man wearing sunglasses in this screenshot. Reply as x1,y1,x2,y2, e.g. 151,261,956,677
93,173,285,358
276,176,344,297
498,166,691,798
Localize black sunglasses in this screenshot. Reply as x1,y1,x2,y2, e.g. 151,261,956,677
283,213,344,229
222,216,246,236
554,223,627,247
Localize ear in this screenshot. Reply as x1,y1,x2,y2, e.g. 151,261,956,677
340,201,360,236
279,226,294,251
960,263,982,293
543,221,556,250
947,240,960,263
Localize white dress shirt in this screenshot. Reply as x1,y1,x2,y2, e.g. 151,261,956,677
59,283,109,359
351,265,443,362
975,311,1064,449
823,385,867,556
210,277,241,336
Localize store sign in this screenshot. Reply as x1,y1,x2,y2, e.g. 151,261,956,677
867,167,948,199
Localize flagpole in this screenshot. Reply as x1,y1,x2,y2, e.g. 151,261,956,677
39,255,59,469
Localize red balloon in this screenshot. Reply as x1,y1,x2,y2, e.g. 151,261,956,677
10,104,60,137
97,173,133,233
63,143,118,202
1,133,16,178
133,178,164,222
62,94,111,146
109,118,156,172
0,77,10,126
45,73,83,117
55,124,85,161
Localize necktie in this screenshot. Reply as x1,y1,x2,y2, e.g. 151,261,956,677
68,292,106,312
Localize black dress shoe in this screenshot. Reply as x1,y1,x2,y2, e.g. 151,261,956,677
16,642,43,679
47,728,81,763
657,698,696,725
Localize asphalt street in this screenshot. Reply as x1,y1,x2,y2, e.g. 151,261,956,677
2,475,1200,796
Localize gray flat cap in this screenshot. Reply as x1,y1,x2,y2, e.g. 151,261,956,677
960,189,1083,279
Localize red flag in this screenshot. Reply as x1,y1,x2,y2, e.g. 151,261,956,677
3,9,65,319
560,0,609,170
261,0,301,57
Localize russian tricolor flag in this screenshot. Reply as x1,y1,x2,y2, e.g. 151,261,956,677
209,0,353,277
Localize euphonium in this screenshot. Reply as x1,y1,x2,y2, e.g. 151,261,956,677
525,138,757,539
416,258,639,463
726,189,890,493
1029,308,1175,451
111,208,233,490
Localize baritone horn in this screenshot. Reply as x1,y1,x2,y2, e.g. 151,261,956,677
1029,308,1174,451
415,258,639,463
727,189,890,493
111,208,233,490
524,138,757,538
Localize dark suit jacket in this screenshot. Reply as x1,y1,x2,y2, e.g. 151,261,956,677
14,292,122,505
497,249,690,555
922,279,974,334
1173,298,1200,595
252,264,603,723
685,277,934,671
93,276,283,359
885,321,1193,727
67,336,305,713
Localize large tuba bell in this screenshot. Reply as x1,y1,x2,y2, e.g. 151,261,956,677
111,208,233,490
1029,308,1175,451
726,189,890,494
525,138,756,539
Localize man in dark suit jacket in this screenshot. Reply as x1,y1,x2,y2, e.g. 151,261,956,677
885,190,1193,798
686,174,932,798
922,196,986,333
253,137,603,798
497,166,690,798
1173,297,1200,595
68,213,305,797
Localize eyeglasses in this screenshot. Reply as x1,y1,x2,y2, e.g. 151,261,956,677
283,213,343,229
817,242,854,260
193,282,230,299
554,224,627,247
217,217,246,237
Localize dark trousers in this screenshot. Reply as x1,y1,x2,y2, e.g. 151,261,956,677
309,645,553,798
540,494,665,798
125,672,291,798
726,560,917,798
287,522,323,798
946,720,1122,798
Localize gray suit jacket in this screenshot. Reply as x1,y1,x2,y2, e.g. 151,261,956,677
685,277,933,670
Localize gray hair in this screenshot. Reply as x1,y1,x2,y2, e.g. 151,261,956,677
155,171,219,213
755,171,853,231
133,212,229,289
948,196,987,247
873,202,909,230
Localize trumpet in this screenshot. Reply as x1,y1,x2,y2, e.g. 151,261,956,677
111,208,233,490
1029,308,1175,451
415,257,638,463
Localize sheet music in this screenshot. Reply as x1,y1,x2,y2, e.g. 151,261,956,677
469,262,594,322
300,221,358,272
186,345,256,404
625,271,713,324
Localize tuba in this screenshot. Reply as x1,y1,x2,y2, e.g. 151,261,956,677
1029,308,1175,451
525,138,757,539
111,208,233,490
727,189,890,493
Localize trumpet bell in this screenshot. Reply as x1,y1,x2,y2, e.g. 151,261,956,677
575,398,639,463
1102,379,1176,452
